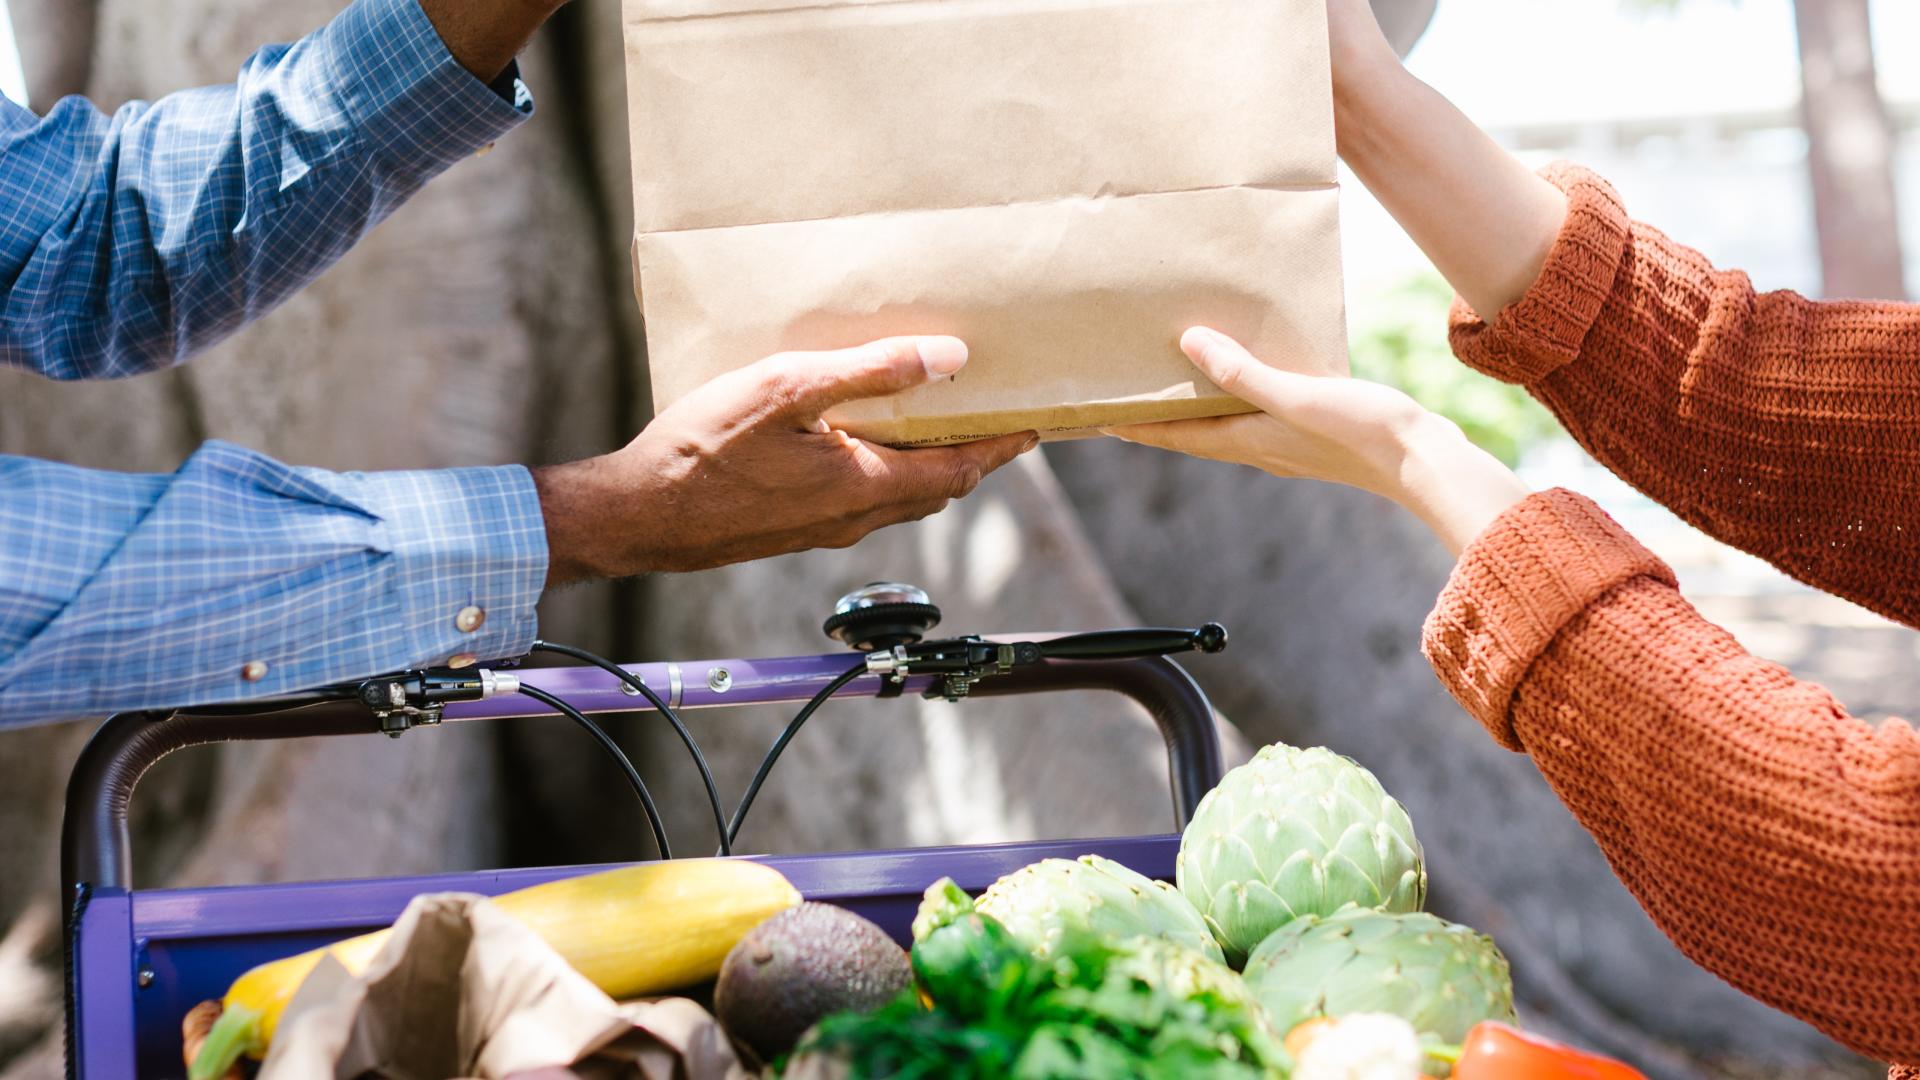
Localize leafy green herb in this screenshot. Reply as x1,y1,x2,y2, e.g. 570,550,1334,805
782,880,1287,1078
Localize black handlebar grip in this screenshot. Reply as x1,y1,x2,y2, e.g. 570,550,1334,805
1195,623,1229,654
1037,625,1228,661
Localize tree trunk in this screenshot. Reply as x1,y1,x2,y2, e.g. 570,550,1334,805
1795,0,1906,301
1370,0,1437,59
6,0,96,107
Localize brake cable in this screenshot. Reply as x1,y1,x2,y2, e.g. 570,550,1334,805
530,640,732,857
723,660,867,854
517,682,672,861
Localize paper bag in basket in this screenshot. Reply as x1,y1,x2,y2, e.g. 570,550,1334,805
623,0,1347,446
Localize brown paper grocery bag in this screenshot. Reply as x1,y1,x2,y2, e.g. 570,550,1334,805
623,0,1348,446
252,894,748,1080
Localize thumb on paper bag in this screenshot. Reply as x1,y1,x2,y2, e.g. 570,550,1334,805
773,336,970,415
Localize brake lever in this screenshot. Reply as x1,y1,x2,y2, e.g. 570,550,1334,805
864,624,1228,700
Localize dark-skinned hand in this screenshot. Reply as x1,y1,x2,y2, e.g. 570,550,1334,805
535,337,1037,583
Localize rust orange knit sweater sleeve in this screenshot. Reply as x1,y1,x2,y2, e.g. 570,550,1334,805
1423,489,1920,1067
1447,164,1920,627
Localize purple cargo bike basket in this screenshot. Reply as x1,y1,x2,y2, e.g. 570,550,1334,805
62,644,1223,1079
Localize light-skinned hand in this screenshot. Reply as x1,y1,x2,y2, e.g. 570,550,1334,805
1108,327,1530,555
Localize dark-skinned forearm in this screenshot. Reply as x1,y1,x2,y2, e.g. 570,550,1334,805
415,0,564,82
533,458,623,589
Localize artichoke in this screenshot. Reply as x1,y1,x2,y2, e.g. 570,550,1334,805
1099,935,1253,1006
1177,744,1425,965
977,855,1226,965
1241,908,1515,1047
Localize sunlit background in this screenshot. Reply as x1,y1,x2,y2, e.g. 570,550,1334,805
0,2,24,106
1352,0,1920,294
1337,0,1920,704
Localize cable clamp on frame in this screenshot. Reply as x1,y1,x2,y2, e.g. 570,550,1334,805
357,667,518,737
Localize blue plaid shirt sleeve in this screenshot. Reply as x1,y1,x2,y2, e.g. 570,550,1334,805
0,0,557,726
0,443,548,726
0,0,533,379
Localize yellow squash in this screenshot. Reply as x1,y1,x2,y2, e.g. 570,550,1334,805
188,859,801,1080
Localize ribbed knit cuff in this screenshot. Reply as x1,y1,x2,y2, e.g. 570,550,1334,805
1447,164,1633,387
1422,488,1676,750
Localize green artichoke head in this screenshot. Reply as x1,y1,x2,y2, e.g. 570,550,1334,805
1242,908,1516,1048
977,855,1226,966
1099,935,1258,1012
1177,744,1426,965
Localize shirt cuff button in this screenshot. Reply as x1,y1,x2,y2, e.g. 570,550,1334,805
241,660,269,682
455,606,486,633
448,653,479,669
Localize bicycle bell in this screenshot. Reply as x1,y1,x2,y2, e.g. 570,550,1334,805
824,582,943,652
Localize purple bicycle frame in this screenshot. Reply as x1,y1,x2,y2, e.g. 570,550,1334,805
60,644,1223,1079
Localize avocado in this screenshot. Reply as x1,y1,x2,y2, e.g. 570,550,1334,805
714,902,912,1064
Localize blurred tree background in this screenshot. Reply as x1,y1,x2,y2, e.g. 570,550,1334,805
1348,274,1560,466
0,1,1907,1078
1625,0,1904,300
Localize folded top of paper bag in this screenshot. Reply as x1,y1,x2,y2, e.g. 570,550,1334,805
624,0,1337,233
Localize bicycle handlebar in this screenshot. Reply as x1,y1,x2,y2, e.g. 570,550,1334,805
61,652,1223,897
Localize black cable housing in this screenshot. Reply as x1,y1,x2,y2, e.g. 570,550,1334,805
518,683,672,861
725,659,868,853
530,641,731,856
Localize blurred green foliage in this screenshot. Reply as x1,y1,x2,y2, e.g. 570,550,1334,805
1347,273,1563,467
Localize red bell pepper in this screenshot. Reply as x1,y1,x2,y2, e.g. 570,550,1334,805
1438,1022,1648,1080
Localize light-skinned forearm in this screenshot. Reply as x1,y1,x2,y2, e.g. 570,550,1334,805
1388,415,1533,557
415,0,565,81
1334,52,1569,323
